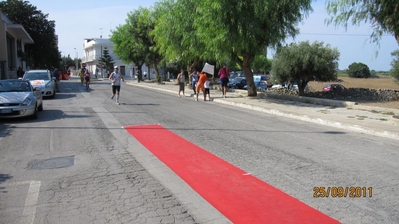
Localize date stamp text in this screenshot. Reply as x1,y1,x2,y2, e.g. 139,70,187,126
313,187,373,198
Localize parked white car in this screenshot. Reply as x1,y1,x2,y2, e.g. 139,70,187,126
0,79,43,119
23,69,56,98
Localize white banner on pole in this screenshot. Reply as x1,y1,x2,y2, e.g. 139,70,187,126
201,62,214,75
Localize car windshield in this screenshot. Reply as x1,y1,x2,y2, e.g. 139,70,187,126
0,80,32,92
24,72,50,80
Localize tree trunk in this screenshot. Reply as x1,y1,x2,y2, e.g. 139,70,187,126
241,55,257,97
186,58,201,85
147,65,150,80
298,80,308,96
153,62,161,83
135,61,144,82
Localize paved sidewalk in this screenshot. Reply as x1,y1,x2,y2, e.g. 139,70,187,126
126,80,399,141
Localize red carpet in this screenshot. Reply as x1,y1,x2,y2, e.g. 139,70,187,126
125,124,339,224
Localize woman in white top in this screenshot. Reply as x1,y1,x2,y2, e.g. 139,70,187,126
109,66,124,105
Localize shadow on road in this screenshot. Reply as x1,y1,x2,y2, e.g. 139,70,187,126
0,174,13,193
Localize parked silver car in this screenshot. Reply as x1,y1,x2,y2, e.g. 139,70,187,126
23,69,56,98
0,79,43,119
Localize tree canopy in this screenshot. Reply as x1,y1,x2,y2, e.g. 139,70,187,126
326,0,399,46
347,62,371,78
111,0,313,91
110,7,162,82
271,41,340,95
252,54,272,74
191,0,313,96
152,0,208,73
0,0,60,68
98,47,114,72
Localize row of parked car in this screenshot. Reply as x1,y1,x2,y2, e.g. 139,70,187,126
226,75,271,91
0,69,57,120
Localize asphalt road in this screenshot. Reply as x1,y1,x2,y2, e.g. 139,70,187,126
0,78,398,224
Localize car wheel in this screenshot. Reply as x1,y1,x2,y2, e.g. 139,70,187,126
38,102,43,111
31,105,38,119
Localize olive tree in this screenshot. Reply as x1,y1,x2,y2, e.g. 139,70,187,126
271,41,340,95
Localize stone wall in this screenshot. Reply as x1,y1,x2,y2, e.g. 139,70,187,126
266,88,399,102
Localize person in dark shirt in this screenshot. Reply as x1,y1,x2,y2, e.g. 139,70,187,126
17,67,24,78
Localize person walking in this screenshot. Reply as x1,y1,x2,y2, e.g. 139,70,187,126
218,63,230,98
204,79,211,101
52,68,60,92
190,69,199,95
177,69,186,97
195,72,209,101
109,66,124,105
17,67,24,78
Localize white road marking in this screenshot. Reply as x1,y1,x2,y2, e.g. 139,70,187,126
3,180,41,224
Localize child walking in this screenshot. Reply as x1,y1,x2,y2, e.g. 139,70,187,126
204,80,211,101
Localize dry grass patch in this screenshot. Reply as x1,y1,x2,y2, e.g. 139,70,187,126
361,101,399,109
307,77,399,109
308,77,399,92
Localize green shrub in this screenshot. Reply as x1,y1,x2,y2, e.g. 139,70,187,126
348,62,371,78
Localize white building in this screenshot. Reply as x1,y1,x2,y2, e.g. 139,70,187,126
0,11,34,79
82,37,153,79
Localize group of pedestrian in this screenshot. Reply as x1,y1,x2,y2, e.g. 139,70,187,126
177,63,229,101
177,68,212,101
195,71,212,101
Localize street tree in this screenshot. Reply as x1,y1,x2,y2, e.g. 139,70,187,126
60,56,75,70
138,7,163,83
347,62,371,78
326,0,399,46
194,0,313,96
252,54,272,74
152,0,209,80
98,47,114,73
0,0,60,68
271,41,340,96
110,22,146,82
389,50,399,82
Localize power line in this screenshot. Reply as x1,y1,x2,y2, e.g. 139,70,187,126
300,32,391,37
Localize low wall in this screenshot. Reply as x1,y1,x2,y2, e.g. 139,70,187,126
267,88,399,102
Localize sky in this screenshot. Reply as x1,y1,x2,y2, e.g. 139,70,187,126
26,0,398,71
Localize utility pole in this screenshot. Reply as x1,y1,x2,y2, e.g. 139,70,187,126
101,45,103,78
74,48,78,75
